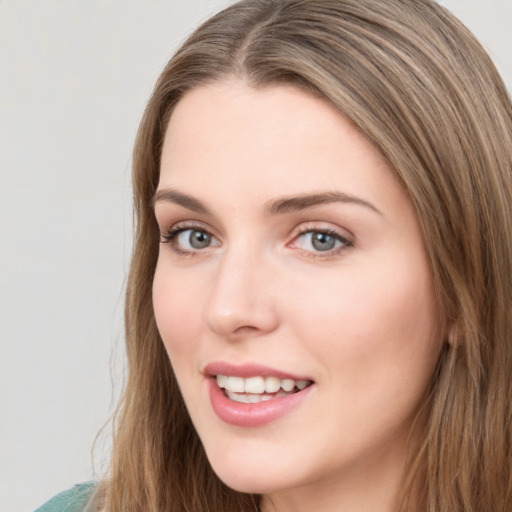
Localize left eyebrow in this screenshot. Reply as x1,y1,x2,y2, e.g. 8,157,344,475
264,192,382,216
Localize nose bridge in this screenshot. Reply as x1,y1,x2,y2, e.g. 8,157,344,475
204,237,278,338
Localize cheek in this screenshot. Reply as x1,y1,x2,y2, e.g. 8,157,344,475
152,261,205,359
284,254,440,384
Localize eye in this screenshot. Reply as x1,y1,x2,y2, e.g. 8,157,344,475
161,226,220,253
293,229,352,254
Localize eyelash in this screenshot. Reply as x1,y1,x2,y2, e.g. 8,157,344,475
292,227,353,258
159,223,353,258
159,223,217,256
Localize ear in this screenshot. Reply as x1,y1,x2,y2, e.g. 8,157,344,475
446,322,462,347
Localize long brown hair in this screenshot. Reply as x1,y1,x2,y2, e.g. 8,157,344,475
99,1,512,510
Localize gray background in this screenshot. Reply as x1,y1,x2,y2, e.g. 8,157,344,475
0,1,510,511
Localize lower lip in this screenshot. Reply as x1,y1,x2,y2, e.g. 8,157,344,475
208,378,313,427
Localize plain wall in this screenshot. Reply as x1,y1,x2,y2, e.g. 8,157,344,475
0,1,510,511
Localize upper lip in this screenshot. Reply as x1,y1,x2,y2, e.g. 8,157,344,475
203,361,313,381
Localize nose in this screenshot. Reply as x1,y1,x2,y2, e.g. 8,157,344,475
204,247,279,340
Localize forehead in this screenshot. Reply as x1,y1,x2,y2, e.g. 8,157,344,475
158,79,407,217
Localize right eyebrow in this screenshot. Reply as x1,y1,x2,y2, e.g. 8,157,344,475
152,188,210,215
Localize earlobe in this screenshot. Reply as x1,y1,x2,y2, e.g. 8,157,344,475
446,322,462,347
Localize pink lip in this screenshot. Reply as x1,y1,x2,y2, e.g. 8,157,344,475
204,362,314,427
203,361,311,381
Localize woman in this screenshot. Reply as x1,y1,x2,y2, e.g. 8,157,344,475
37,0,512,511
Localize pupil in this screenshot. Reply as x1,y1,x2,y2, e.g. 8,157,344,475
190,230,210,249
312,232,335,251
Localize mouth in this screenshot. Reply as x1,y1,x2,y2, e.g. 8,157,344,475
204,362,315,426
216,374,313,404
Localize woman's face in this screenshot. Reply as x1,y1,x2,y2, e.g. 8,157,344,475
153,80,442,510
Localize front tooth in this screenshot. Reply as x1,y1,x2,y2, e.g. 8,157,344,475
227,376,245,393
245,376,265,394
265,376,281,393
281,378,295,392
296,380,308,390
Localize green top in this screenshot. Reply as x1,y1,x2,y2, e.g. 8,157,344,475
34,482,96,512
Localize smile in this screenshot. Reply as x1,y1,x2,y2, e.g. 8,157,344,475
204,364,315,427
216,375,311,403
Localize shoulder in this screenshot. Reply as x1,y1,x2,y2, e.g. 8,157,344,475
34,482,97,512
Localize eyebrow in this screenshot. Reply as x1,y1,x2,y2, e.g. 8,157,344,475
264,192,381,216
152,188,381,216
152,189,210,214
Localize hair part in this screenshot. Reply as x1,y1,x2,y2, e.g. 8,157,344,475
100,1,512,510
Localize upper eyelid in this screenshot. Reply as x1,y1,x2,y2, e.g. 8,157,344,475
162,224,220,243
159,219,354,244
291,230,353,250
295,229,351,242
160,219,217,235
290,221,354,241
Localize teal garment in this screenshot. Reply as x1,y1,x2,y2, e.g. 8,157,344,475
34,482,96,512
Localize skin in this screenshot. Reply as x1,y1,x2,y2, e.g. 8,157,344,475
152,79,443,512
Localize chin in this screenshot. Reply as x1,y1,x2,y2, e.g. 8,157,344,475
202,439,301,495
212,464,294,495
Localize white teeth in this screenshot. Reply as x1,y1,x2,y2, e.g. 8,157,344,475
226,391,288,403
281,378,295,392
216,374,311,395
245,376,265,394
216,374,228,388
265,376,281,393
296,380,308,390
226,376,244,393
